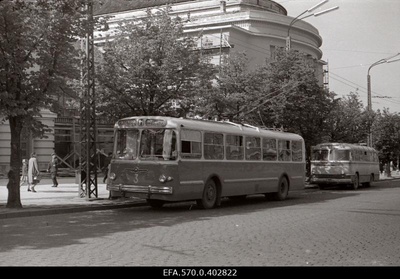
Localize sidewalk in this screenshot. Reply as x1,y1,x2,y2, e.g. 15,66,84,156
1,172,399,219
0,176,147,219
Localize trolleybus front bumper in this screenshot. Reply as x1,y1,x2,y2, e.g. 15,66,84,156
107,184,173,195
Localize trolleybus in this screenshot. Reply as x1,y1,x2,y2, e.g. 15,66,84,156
107,116,306,208
310,142,379,190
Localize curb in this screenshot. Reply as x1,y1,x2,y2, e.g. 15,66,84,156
0,199,148,219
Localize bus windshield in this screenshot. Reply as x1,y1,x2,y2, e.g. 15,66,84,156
115,128,177,160
311,148,350,161
116,129,139,160
312,149,329,161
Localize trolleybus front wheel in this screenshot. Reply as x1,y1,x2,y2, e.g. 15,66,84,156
197,179,218,209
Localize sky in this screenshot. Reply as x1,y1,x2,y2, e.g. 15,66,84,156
276,0,400,113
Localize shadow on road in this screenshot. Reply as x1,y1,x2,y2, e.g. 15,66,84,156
2,180,399,254
0,184,372,253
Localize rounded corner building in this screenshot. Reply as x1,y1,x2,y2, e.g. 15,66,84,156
95,0,327,85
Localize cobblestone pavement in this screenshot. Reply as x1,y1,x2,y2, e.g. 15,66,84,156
0,180,399,266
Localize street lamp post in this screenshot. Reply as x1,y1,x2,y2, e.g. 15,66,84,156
367,53,400,146
286,0,339,51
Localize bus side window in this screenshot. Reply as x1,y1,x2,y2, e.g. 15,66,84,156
278,140,291,161
204,132,224,160
245,137,261,160
263,138,277,161
226,135,244,160
180,130,202,159
291,140,303,161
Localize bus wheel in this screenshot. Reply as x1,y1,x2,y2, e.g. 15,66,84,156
197,179,218,209
147,199,165,208
272,176,289,201
351,174,359,190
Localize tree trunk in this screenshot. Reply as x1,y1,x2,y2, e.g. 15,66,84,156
6,115,23,208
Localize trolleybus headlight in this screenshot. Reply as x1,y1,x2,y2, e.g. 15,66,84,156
159,174,173,183
109,172,116,180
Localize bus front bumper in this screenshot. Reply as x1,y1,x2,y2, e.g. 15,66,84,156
310,175,353,185
107,184,173,195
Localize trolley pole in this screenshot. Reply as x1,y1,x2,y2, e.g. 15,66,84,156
79,0,98,198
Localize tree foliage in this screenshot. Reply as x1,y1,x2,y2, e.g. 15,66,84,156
324,92,371,144
194,52,269,121
0,0,84,208
373,109,400,171
96,10,215,121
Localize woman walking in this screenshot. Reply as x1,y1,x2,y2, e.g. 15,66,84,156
28,152,39,192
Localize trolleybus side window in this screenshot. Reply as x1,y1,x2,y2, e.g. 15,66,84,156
116,129,139,160
262,138,277,161
245,136,261,160
291,140,303,162
204,132,224,160
278,140,291,161
181,129,202,159
226,135,244,160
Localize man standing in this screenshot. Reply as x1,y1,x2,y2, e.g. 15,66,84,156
47,153,59,187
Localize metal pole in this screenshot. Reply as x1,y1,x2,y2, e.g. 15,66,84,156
79,0,98,198
367,73,372,147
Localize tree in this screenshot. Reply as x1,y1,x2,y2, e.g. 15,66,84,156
373,109,400,176
0,0,84,208
96,10,215,121
259,49,337,160
325,91,371,144
195,52,269,121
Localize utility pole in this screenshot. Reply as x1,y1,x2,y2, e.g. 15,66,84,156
367,53,400,147
286,1,338,51
79,0,98,198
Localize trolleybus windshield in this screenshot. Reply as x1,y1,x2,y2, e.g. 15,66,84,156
116,128,177,161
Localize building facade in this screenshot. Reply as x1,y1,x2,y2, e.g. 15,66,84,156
0,0,327,175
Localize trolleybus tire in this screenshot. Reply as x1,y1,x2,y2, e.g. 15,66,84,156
272,176,289,201
197,179,218,209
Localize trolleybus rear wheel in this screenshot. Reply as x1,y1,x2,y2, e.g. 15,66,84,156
273,176,289,201
197,179,217,209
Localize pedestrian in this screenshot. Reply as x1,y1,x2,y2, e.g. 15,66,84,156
28,152,39,192
103,152,112,183
20,159,28,187
47,153,59,187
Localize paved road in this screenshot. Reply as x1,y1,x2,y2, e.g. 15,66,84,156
1,180,399,267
